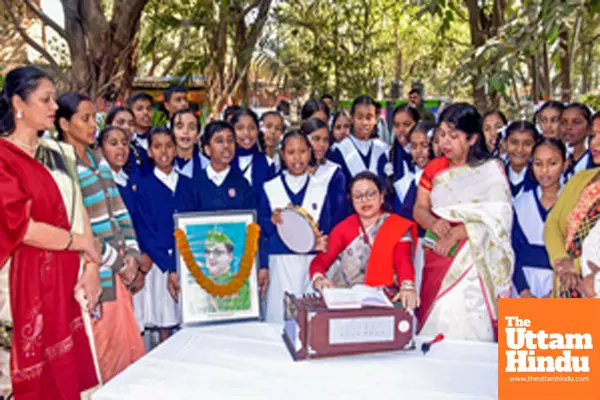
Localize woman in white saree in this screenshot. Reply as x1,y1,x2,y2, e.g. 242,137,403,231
413,103,514,342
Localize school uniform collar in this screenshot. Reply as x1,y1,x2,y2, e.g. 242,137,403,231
508,165,527,185
283,170,308,194
154,167,179,192
206,165,231,187
349,135,372,156
236,144,260,156
134,130,150,150
111,168,129,187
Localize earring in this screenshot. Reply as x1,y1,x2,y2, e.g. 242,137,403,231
16,111,23,119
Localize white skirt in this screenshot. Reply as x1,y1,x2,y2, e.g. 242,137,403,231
414,238,425,295
420,266,494,342
512,267,554,298
133,265,180,329
265,254,315,324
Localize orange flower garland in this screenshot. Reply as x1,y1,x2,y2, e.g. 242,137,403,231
174,223,260,298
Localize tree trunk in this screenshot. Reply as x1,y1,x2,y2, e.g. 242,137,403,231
530,55,539,102
542,42,551,99
559,25,571,102
582,44,593,94
464,0,487,111
204,0,272,118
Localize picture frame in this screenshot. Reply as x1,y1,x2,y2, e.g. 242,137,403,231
174,210,260,325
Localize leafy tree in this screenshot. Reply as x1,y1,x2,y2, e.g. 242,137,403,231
1,0,149,100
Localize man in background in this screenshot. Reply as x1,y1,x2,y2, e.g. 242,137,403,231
408,88,435,121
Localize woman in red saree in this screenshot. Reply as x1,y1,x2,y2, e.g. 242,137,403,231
413,103,513,342
310,171,419,310
0,66,101,399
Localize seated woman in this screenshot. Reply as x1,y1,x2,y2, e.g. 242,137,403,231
309,171,419,311
545,112,600,297
413,103,513,342
512,137,566,298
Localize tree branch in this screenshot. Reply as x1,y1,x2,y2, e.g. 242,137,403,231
237,1,260,22
162,25,189,76
2,0,69,83
23,0,67,38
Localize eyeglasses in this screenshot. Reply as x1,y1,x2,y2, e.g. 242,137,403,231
352,190,379,203
205,248,226,258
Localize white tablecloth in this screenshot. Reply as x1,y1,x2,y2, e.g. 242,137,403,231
93,322,498,400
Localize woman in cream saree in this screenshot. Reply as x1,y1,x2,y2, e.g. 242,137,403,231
414,103,514,342
417,158,514,341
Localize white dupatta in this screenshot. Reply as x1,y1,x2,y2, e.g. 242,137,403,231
430,159,514,320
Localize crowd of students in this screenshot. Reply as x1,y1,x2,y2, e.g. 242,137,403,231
1,64,600,398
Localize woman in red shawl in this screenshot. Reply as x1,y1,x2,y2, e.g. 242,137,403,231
0,66,101,399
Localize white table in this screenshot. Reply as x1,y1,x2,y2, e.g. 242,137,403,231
93,322,498,400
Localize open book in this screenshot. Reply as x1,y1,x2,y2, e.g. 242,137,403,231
321,285,394,310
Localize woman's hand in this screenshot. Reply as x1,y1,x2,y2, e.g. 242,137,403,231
431,219,451,238
578,261,600,298
392,288,420,311
314,233,328,253
75,263,101,314
271,208,283,225
313,276,335,292
554,258,579,289
434,234,456,257
119,255,139,286
519,289,536,298
258,268,269,299
130,269,145,294
167,272,181,303
76,234,102,264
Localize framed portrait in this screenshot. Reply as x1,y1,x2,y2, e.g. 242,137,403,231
174,210,260,325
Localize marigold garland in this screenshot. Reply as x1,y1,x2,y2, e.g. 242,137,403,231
174,223,260,298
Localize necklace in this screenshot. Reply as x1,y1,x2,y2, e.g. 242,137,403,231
9,136,39,153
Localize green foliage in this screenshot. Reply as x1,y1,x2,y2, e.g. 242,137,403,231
578,93,600,111
152,110,169,127
261,0,471,101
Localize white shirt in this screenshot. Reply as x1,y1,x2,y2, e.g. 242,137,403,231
349,135,371,156
111,168,129,188
154,167,179,193
508,165,527,186
238,155,253,184
134,132,149,151
206,165,231,187
268,153,281,173
284,171,308,194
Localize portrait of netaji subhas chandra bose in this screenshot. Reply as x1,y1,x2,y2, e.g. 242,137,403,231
191,228,251,313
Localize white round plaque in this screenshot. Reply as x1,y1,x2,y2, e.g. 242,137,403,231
398,320,410,333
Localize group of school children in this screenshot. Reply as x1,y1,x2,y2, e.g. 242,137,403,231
5,62,600,400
